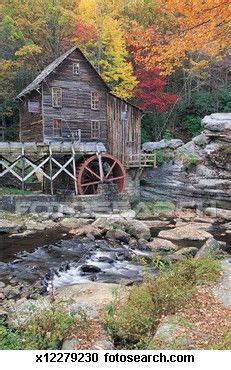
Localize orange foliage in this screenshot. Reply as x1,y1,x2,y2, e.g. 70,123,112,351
126,0,229,75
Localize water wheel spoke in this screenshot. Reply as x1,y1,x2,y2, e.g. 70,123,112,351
107,176,125,182
85,166,101,180
82,180,101,187
105,160,117,179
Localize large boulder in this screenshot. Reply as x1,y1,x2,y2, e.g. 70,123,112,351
142,140,168,151
125,220,151,240
173,247,199,257
92,216,127,232
158,225,212,241
202,113,231,132
60,217,92,229
69,225,104,238
106,229,130,243
142,139,183,152
205,208,231,221
147,238,178,252
195,237,223,259
150,316,192,348
167,139,184,149
0,219,22,234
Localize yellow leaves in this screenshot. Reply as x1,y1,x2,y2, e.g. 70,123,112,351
15,44,42,58
0,60,16,72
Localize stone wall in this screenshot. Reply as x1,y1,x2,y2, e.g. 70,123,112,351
0,193,131,215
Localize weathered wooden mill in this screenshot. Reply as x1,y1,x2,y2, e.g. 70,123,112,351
0,46,156,196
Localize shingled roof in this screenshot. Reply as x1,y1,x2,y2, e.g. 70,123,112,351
16,46,109,99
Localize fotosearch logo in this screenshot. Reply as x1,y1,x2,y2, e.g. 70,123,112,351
103,353,195,363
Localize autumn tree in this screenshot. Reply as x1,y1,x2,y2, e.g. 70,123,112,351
76,0,137,99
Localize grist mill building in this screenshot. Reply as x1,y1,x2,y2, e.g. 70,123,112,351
0,46,156,198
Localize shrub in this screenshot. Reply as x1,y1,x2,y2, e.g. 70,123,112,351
105,257,221,348
24,306,76,350
0,324,23,350
0,305,82,350
163,131,173,139
155,149,165,166
185,115,202,137
184,154,200,169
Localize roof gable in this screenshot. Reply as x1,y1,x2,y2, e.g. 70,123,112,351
16,46,110,99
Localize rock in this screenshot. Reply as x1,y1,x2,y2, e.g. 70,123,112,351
137,238,149,250
148,238,178,252
164,254,185,263
51,212,64,221
60,217,92,229
174,221,213,231
0,292,6,301
125,220,151,240
128,238,138,248
143,220,171,231
158,225,212,241
7,297,51,326
68,302,98,319
202,113,231,132
223,222,231,230
92,216,126,233
39,213,51,220
4,286,21,300
62,338,79,350
142,140,168,151
25,220,46,231
61,205,76,216
195,237,222,259
106,229,130,243
174,247,198,257
179,201,197,209
195,164,217,178
205,208,231,221
42,220,57,229
80,265,101,273
0,219,22,234
70,225,104,238
192,133,209,147
92,338,114,350
120,210,136,219
177,140,201,157
152,316,192,347
142,139,183,152
0,309,8,322
167,139,184,149
0,281,6,289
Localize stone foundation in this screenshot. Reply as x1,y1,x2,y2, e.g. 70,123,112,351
0,193,131,215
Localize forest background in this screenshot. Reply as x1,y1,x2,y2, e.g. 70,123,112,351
0,0,230,142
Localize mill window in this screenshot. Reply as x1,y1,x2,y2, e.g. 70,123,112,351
91,121,100,139
52,87,62,108
73,62,80,75
91,91,100,110
53,119,62,137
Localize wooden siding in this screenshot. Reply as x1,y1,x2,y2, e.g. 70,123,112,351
19,92,43,141
107,94,141,165
42,49,108,145
18,48,142,167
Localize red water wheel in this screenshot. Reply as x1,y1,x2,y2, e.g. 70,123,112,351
76,154,126,195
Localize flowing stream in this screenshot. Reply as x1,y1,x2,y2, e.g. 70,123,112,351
0,223,230,293
0,229,152,291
